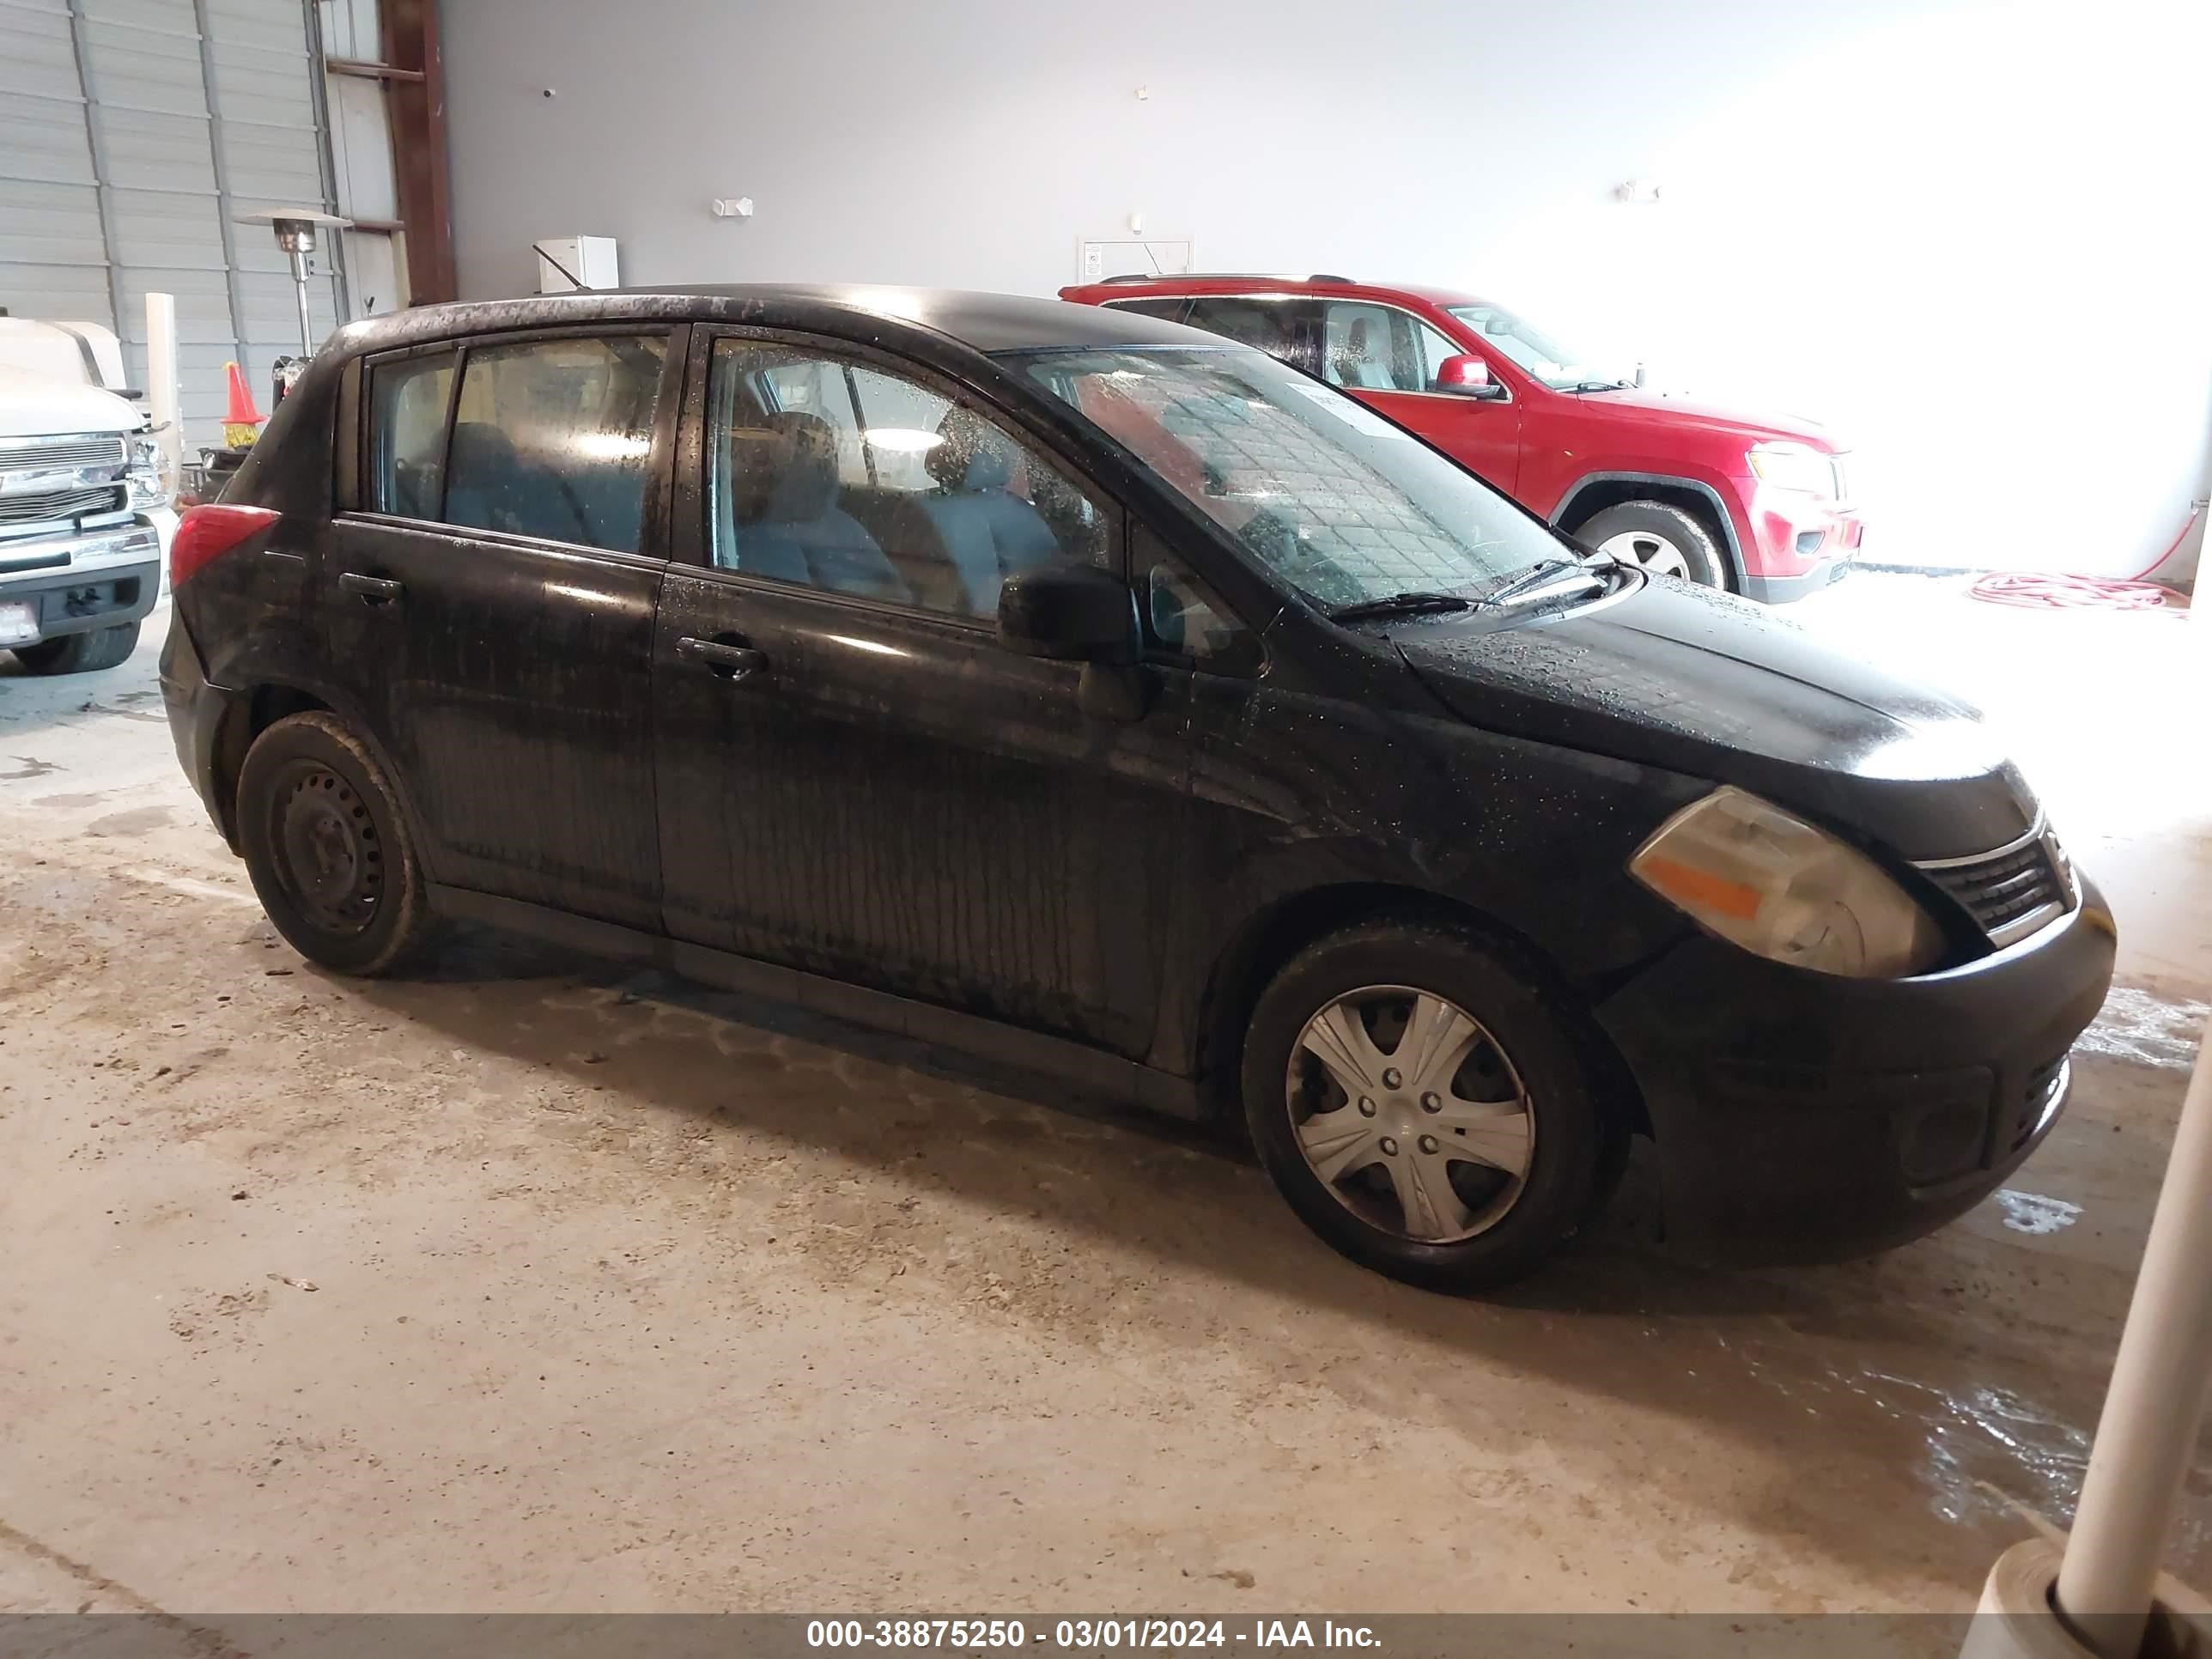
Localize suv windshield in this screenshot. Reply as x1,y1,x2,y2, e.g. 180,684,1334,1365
1000,343,1570,612
1444,304,1629,392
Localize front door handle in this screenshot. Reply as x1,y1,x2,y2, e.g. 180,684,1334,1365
676,635,768,681
339,571,404,605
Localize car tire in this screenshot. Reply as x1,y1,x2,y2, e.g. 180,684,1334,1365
12,620,141,675
1240,918,1609,1292
235,711,438,976
1577,501,1729,589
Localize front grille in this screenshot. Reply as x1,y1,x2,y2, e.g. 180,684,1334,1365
0,483,128,528
1917,829,2069,945
0,434,127,472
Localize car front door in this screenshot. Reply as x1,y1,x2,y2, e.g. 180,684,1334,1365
326,326,679,929
651,330,1187,1058
1316,301,1523,494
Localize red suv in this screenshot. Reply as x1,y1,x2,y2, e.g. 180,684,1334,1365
1060,275,1863,603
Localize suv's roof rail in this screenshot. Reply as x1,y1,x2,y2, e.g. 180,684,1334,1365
1097,271,1358,285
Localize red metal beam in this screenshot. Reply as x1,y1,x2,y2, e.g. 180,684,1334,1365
380,0,456,304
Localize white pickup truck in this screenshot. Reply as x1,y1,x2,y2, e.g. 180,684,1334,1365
0,317,177,674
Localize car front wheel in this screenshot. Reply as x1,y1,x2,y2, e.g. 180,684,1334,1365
11,620,141,675
1578,501,1728,588
1241,920,1609,1291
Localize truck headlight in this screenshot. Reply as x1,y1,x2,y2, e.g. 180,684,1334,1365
128,430,175,508
1747,440,1837,497
1630,787,1943,978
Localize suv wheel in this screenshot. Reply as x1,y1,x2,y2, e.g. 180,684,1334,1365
11,620,141,675
1578,501,1728,588
1240,920,1609,1291
236,711,438,976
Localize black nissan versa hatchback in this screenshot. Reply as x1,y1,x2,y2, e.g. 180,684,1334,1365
160,286,2115,1291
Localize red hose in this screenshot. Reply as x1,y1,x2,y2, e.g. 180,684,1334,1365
1967,507,2197,610
1968,573,2180,611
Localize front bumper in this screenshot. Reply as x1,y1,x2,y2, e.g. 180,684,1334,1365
1736,482,1864,604
1594,877,2117,1262
0,520,162,645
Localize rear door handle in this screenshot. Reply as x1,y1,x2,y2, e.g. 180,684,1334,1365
339,572,404,605
676,635,768,681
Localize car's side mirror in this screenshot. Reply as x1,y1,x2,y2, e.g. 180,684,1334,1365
1435,355,1508,401
998,564,1139,665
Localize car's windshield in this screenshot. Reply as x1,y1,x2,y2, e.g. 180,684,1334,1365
999,343,1571,612
1444,304,1629,392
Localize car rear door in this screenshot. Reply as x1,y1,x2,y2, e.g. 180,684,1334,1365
650,327,1188,1059
325,325,681,929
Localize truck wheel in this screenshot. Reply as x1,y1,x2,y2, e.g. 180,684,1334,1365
1240,919,1610,1292
12,620,142,675
1577,501,1728,589
235,711,439,976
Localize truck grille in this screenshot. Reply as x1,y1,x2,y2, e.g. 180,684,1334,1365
0,434,127,472
0,483,129,528
1916,826,2071,947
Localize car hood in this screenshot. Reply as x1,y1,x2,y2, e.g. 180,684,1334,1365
1563,386,1837,447
0,366,141,439
1394,576,2037,861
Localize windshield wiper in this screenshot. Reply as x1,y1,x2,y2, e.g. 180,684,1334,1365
1328,592,1474,623
1564,380,1634,393
1482,557,1607,607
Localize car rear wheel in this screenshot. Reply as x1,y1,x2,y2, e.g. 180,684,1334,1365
1578,501,1728,588
236,711,438,976
1241,919,1608,1291
11,620,141,675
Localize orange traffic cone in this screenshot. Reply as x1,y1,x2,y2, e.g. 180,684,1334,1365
222,361,265,449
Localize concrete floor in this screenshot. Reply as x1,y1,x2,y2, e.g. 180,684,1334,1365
1,574,2205,1618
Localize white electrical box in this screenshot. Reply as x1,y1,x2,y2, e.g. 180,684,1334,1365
534,235,619,293
1077,237,1192,282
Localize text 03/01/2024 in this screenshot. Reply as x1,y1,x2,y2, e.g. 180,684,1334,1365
804,1620,1383,1649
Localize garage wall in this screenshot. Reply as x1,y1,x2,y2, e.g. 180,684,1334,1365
0,0,343,451
438,0,2209,579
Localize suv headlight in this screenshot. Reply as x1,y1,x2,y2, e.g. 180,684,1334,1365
1630,787,1944,977
128,429,175,509
1747,440,1837,497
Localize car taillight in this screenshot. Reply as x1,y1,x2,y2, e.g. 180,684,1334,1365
171,503,279,586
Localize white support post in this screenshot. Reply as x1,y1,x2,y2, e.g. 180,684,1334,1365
144,290,180,476
2054,1012,2212,1658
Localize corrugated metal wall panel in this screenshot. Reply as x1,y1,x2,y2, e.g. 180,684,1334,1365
0,175,108,264
0,5,83,100
0,262,113,319
96,105,219,191
0,0,343,451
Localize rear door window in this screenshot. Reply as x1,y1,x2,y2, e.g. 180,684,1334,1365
1182,297,1323,378
442,334,669,551
1103,296,1191,323
368,351,455,520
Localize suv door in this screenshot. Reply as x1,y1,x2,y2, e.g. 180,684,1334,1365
652,329,1188,1058
1316,301,1522,492
330,325,680,928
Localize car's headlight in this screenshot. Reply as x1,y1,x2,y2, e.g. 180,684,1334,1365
128,429,176,508
1630,787,1944,977
1747,440,1837,497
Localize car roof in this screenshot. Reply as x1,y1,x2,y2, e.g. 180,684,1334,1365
322,283,1218,362
1067,275,1492,309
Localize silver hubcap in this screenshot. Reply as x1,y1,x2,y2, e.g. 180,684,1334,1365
1285,985,1534,1243
1597,528,1692,579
